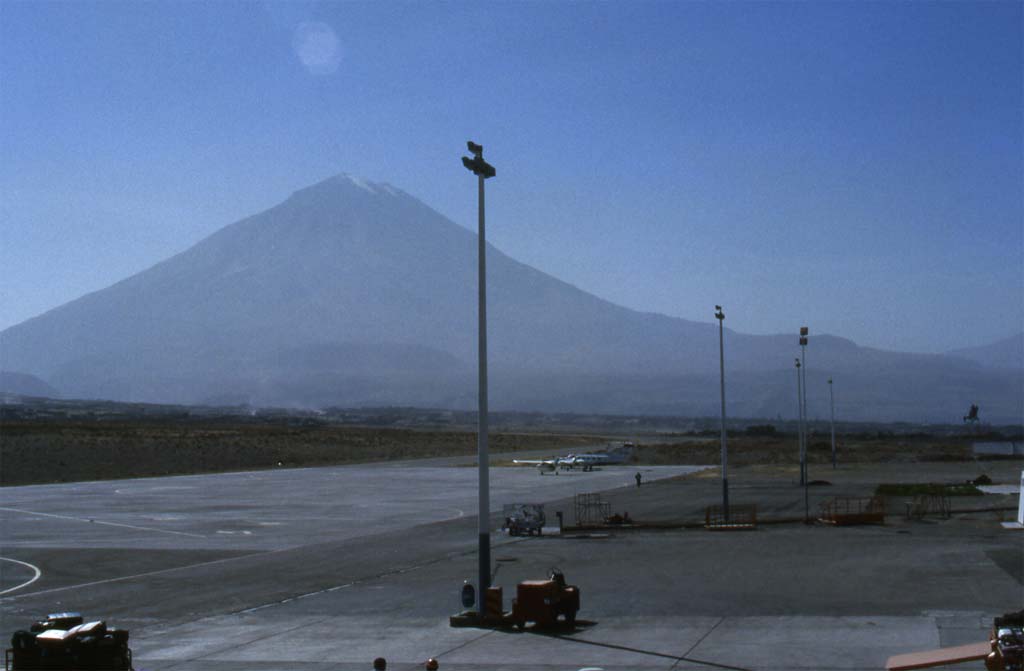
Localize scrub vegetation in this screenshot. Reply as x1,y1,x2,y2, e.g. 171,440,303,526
875,482,983,497
0,420,595,486
634,433,977,466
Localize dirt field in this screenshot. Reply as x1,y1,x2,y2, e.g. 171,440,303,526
1,416,1001,487
635,432,977,466
0,420,597,486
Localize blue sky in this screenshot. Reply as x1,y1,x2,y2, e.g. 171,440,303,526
1,0,1021,353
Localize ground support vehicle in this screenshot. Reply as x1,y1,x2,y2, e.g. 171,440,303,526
990,609,1024,670
886,609,1022,670
508,570,579,629
449,570,581,630
6,613,132,671
502,503,545,536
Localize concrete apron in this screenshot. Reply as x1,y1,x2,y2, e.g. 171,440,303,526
131,612,990,671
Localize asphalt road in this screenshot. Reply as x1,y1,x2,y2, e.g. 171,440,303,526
1,458,1022,671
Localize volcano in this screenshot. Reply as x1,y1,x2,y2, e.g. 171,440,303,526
2,175,1019,423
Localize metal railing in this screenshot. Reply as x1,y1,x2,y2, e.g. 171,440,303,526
573,493,611,526
818,496,885,525
705,504,757,529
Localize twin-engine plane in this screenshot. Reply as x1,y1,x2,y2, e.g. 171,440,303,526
513,443,635,474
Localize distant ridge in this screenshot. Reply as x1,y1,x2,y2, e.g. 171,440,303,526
1,174,1020,423
0,371,60,398
948,333,1024,372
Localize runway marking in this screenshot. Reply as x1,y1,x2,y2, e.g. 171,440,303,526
0,557,42,595
114,485,196,494
0,507,205,538
0,549,287,601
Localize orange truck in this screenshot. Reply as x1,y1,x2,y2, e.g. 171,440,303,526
509,570,580,629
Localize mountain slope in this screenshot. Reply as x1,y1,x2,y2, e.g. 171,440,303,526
0,371,60,398
2,175,1019,422
948,333,1024,372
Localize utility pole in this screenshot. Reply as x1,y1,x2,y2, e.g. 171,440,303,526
715,305,728,521
461,141,496,603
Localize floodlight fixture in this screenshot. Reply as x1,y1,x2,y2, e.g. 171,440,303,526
462,155,496,179
800,326,809,336
462,140,495,179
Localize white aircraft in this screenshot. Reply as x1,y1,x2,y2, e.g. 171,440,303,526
511,455,575,474
563,443,635,471
512,443,636,474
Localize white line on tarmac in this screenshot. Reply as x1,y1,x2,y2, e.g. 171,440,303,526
0,507,205,538
0,549,289,601
443,507,466,520
0,557,42,595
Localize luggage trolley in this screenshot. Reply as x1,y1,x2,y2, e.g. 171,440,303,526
6,613,133,671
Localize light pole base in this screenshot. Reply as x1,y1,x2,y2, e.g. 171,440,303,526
803,482,810,524
479,532,491,593
722,477,729,522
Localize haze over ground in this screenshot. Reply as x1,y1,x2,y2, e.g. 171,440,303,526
2,1,1021,354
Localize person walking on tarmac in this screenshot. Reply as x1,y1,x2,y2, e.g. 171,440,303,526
635,472,642,487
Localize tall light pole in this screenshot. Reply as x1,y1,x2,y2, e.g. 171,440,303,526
795,358,804,486
799,327,810,523
462,141,496,600
828,377,836,469
795,357,810,522
799,327,808,486
715,305,729,520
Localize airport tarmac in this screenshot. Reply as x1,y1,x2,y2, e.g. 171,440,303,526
1,458,1021,671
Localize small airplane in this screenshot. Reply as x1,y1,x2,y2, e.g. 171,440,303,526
561,443,636,471
512,443,636,474
511,455,575,475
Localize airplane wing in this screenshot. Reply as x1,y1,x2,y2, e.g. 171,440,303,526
512,454,576,466
511,458,567,474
